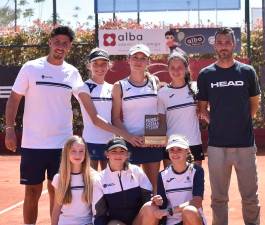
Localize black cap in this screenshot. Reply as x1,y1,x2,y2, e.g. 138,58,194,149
88,48,109,62
106,137,128,151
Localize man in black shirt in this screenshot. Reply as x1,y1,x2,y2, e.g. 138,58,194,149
197,27,260,225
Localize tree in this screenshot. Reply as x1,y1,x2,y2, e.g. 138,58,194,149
34,0,46,18
72,6,80,19
23,8,34,19
18,0,33,21
0,6,16,26
19,0,28,6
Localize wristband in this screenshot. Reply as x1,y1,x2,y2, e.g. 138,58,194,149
167,207,173,216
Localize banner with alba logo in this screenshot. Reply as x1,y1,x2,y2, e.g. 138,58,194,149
99,27,241,55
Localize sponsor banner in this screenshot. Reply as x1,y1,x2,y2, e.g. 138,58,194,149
99,27,241,55
99,29,168,55
169,27,241,54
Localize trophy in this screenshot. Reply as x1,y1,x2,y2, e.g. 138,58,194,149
144,114,167,145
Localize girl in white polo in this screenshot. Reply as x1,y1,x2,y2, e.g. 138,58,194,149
77,49,143,171
158,51,204,165
112,44,164,193
51,135,95,225
152,134,206,225
79,48,114,170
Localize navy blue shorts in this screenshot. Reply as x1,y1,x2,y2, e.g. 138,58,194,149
126,142,164,164
20,148,62,185
87,143,107,161
164,144,205,161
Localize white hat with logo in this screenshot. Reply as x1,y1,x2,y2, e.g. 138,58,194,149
166,134,189,150
128,44,151,57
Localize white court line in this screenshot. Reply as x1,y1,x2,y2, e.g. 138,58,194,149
0,189,48,215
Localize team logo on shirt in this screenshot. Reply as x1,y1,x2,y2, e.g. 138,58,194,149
148,84,154,90
126,87,131,91
41,74,53,79
130,174,135,181
210,80,244,88
184,176,191,183
107,89,111,95
169,93,175,98
188,90,194,96
166,178,175,183
85,82,97,93
103,183,115,188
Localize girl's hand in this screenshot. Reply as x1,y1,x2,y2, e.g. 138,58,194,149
153,209,168,219
142,142,166,148
151,195,163,206
198,110,210,124
125,134,144,147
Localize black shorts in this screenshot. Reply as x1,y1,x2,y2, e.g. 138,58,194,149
174,220,205,225
126,142,164,164
20,148,62,185
163,144,205,161
175,222,183,225
87,143,107,161
190,144,205,161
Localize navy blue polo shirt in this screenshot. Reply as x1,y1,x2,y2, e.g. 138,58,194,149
197,61,260,147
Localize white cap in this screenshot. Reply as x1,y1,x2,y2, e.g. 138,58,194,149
128,44,151,57
166,134,189,150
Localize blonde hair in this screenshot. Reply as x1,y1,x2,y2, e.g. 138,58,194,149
56,135,94,205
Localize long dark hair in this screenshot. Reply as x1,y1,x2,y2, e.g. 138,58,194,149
187,150,195,163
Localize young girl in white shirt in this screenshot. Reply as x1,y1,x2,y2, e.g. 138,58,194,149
78,48,143,170
158,51,204,166
51,135,96,225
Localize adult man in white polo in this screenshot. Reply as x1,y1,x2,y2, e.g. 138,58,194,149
5,26,83,225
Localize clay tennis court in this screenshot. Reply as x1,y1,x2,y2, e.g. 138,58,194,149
0,153,264,225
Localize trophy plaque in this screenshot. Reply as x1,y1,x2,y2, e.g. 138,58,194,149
144,114,167,145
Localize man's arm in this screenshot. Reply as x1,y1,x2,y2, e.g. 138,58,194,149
249,95,260,118
5,91,23,152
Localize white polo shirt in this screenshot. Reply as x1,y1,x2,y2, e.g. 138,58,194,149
52,173,93,225
78,79,114,144
12,57,83,149
120,76,158,136
158,83,202,146
158,164,206,225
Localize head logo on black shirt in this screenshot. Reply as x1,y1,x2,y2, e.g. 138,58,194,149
210,80,244,88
